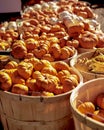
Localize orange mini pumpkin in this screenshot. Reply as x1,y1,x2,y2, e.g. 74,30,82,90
61,77,75,93
36,73,60,93
49,43,61,60
17,61,33,79
26,78,39,92
77,101,95,115
68,22,84,38
52,61,71,72
33,42,49,59
60,46,71,60
57,70,71,83
8,69,25,85
42,53,54,62
11,84,28,95
11,40,27,59
41,91,54,96
25,38,39,50
32,71,43,79
78,31,98,49
4,61,18,69
41,66,57,76
0,71,12,91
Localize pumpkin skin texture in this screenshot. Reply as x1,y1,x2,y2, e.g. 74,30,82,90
36,73,60,93
42,53,54,62
25,38,38,50
41,91,54,96
17,61,33,79
52,61,71,71
57,70,71,83
3,69,25,85
49,43,61,60
96,93,104,110
68,22,84,38
66,39,79,49
11,40,27,59
0,71,12,91
62,77,75,93
3,69,16,77
68,75,79,87
33,42,49,59
60,46,71,60
24,57,41,71
30,59,51,71
32,71,43,80
41,66,57,76
4,61,18,69
26,78,39,92
11,84,28,95
78,31,98,49
77,102,95,115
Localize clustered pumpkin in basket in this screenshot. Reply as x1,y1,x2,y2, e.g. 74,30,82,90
0,58,80,96
0,0,104,97
77,93,104,123
10,37,76,61
18,0,104,50
0,0,104,55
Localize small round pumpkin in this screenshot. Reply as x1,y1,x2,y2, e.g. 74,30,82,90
77,101,95,115
11,40,27,59
17,61,33,79
49,43,61,60
4,61,18,69
11,84,28,95
0,71,12,91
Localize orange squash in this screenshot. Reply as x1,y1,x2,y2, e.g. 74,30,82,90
11,40,27,59
78,102,95,115
17,61,33,79
11,84,28,95
0,71,12,91
4,61,18,69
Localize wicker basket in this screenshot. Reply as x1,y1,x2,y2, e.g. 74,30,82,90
70,78,104,130
0,67,82,130
0,90,73,121
70,51,104,82
0,67,83,121
0,113,75,130
0,87,75,130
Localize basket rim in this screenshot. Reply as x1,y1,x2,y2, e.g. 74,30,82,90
70,78,104,129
